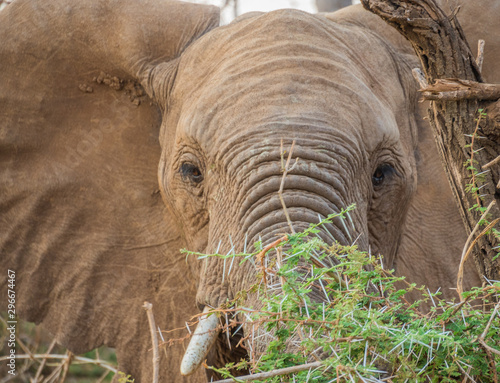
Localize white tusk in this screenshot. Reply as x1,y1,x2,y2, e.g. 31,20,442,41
180,306,219,376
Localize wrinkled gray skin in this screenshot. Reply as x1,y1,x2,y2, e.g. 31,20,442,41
1,0,498,381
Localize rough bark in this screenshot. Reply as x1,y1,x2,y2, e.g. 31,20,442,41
360,0,500,285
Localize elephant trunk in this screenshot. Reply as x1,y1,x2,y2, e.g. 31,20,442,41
184,140,369,375
197,147,369,307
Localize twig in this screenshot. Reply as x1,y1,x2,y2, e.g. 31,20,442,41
481,300,500,340
308,253,346,289
256,235,288,285
225,312,231,351
457,200,497,298
483,155,500,170
95,370,111,383
478,338,500,357
483,345,498,383
33,339,57,383
156,325,169,360
143,302,160,383
442,297,473,324
57,351,73,383
279,140,299,234
476,40,485,73
0,354,117,373
469,111,484,208
212,361,323,382
256,236,288,264
276,246,286,290
42,359,65,383
477,300,500,383
14,335,37,365
456,362,475,383
458,217,500,298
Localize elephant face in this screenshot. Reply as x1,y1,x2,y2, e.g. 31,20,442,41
159,10,418,310
2,0,491,381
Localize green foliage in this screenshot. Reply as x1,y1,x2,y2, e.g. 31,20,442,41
117,372,135,383
203,207,500,382
465,108,500,262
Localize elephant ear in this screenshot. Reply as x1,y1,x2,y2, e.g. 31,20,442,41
325,5,482,297
0,0,218,380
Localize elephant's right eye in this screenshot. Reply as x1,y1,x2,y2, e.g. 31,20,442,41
372,164,394,187
180,163,203,183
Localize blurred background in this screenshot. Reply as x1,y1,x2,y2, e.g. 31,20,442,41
187,0,360,24
0,0,360,24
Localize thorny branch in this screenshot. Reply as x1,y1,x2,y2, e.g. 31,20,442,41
256,235,288,286
143,302,160,383
457,201,497,297
33,339,57,383
279,139,299,235
212,361,324,382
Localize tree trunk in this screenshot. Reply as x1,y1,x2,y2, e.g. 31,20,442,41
360,0,500,292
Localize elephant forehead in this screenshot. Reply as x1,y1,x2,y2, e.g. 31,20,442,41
172,8,404,151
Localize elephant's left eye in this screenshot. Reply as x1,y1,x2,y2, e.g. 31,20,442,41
180,163,203,183
372,164,394,187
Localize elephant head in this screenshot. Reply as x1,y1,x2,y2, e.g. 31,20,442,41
2,0,497,381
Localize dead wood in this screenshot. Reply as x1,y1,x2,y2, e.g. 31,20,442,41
421,79,500,101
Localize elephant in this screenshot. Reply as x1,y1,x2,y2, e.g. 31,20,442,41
1,0,499,381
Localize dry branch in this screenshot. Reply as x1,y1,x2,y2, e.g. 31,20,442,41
33,339,57,383
483,155,500,170
143,302,160,383
457,201,497,297
480,299,500,340
58,351,74,383
213,361,323,382
279,140,299,234
0,354,118,373
420,79,500,101
477,296,500,382
479,338,500,357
